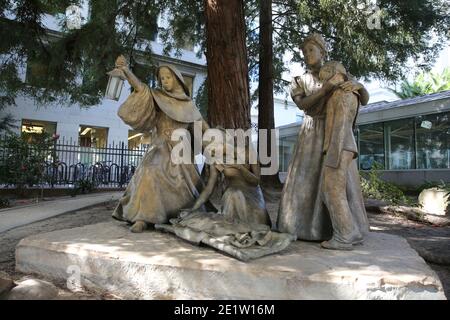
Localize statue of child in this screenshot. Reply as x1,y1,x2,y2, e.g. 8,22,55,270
317,60,369,250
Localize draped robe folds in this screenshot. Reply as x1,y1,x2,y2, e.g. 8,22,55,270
112,83,204,225
276,71,369,241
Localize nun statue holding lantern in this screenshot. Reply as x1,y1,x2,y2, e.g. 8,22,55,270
111,55,209,233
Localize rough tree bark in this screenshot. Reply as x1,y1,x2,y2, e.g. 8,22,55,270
204,0,251,129
258,0,281,185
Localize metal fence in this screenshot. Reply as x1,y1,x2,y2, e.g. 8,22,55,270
0,135,148,188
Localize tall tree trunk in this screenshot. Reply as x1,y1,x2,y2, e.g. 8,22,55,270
258,0,280,185
204,0,251,129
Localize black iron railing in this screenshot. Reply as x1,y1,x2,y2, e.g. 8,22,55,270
0,135,148,188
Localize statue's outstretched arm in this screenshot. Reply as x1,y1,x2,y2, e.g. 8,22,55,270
115,55,145,92
122,67,145,93
243,163,261,186
226,163,260,186
191,165,218,211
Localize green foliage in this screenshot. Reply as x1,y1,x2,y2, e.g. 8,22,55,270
360,162,411,205
0,0,162,109
0,197,10,208
0,114,17,133
194,79,208,120
243,0,450,96
69,178,96,197
1,0,449,114
389,67,450,99
292,0,450,81
0,132,56,194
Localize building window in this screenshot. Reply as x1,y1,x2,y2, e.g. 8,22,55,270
279,135,297,172
358,123,385,170
78,125,108,148
385,118,415,170
21,119,56,143
416,112,450,169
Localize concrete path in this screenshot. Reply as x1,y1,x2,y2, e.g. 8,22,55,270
0,192,123,234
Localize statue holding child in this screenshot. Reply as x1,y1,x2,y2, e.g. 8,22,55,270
277,33,370,250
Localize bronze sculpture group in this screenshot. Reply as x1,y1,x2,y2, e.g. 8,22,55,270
111,33,370,260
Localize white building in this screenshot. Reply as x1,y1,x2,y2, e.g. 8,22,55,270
3,2,207,150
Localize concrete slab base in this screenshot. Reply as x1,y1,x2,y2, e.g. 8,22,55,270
15,221,446,300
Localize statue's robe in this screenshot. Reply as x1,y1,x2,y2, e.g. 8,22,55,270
112,65,205,225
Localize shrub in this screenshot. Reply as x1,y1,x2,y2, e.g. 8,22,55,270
0,132,57,195
0,197,10,208
69,179,96,197
360,162,411,205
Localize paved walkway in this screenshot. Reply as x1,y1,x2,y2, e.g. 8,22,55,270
0,192,123,234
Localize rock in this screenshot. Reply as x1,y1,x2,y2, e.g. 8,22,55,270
365,198,390,213
0,271,15,298
15,221,446,300
415,247,450,266
7,279,58,300
418,187,449,216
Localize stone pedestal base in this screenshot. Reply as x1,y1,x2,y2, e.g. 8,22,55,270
16,221,446,299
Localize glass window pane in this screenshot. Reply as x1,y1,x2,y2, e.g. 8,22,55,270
21,119,56,143
358,123,385,170
78,125,108,148
385,118,415,169
416,112,450,169
279,135,297,172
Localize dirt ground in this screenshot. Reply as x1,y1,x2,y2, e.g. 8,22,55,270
0,191,449,299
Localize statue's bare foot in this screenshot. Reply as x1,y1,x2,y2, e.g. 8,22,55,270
130,220,147,233
320,238,353,251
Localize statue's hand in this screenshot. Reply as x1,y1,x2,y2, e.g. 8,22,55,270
115,55,128,70
340,80,363,92
328,73,346,86
322,79,337,93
